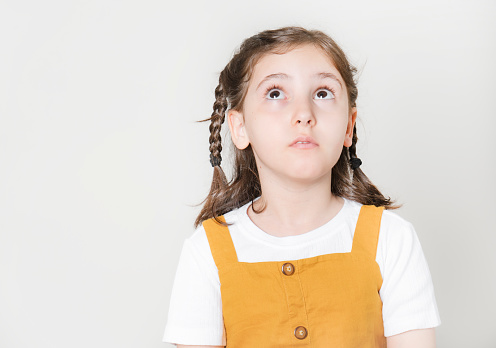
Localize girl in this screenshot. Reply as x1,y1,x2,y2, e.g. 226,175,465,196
163,26,441,347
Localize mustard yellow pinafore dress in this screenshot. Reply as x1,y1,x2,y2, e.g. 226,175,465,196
203,205,386,347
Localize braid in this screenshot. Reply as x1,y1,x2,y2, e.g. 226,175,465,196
343,122,399,208
195,81,229,227
348,125,358,158
348,124,362,170
208,83,227,167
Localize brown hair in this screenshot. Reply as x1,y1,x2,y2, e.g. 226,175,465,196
195,26,401,227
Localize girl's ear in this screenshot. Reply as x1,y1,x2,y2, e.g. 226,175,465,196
228,109,250,150
343,107,357,148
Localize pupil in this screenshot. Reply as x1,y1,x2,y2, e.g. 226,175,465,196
318,91,326,98
270,91,279,98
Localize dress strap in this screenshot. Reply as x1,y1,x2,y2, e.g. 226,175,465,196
203,216,239,268
351,205,385,260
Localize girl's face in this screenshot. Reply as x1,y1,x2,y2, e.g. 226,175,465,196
228,44,357,186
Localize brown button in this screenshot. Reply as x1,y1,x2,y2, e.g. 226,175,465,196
294,326,308,339
282,262,295,276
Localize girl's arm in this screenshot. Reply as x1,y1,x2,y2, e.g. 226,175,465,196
386,328,436,348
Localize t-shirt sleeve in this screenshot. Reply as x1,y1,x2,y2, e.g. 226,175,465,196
162,232,226,346
378,214,442,337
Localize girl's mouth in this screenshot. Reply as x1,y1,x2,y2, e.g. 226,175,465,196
291,136,318,148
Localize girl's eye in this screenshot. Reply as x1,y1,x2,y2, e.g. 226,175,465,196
265,86,285,100
315,88,335,100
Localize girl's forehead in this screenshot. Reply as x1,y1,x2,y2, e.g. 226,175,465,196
251,44,342,82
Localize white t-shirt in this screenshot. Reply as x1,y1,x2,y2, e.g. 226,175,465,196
163,197,441,346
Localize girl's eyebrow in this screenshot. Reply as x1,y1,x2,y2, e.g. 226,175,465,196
256,72,343,91
317,72,343,88
256,73,289,90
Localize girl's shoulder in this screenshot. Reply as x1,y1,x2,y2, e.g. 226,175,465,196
335,198,417,242
339,199,425,273
378,204,420,250
183,204,247,270
347,198,417,235
188,202,247,238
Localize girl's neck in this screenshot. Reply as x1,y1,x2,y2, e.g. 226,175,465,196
247,178,344,238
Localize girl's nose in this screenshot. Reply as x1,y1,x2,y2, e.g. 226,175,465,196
291,97,316,126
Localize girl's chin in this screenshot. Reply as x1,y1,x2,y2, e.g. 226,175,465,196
283,169,332,184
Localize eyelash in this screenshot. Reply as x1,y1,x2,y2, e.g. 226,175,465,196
264,84,337,99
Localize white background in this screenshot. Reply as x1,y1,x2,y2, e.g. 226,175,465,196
1,0,495,347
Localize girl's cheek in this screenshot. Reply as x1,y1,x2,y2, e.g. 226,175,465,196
315,102,336,111
257,101,287,113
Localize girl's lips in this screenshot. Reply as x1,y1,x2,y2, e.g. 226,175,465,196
290,136,318,149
